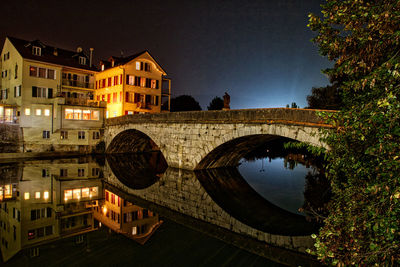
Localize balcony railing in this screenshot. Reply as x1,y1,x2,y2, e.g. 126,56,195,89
62,79,94,89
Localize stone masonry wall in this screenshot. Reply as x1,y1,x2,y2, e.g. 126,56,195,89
106,122,324,170
0,124,22,153
105,109,332,170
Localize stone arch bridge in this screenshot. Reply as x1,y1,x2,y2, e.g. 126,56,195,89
105,108,332,170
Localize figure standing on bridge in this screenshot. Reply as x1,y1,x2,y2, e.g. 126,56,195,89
223,92,230,110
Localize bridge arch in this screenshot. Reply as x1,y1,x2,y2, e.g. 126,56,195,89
106,129,161,154
194,124,322,169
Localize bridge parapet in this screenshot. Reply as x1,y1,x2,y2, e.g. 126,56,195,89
106,108,334,127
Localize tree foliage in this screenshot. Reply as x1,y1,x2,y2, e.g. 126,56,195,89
306,84,341,110
207,96,224,110
309,0,400,265
170,95,202,112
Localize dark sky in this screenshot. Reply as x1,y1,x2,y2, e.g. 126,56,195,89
0,0,331,109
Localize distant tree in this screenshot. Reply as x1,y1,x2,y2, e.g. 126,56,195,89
306,84,341,110
170,95,202,112
207,96,224,110
286,102,299,108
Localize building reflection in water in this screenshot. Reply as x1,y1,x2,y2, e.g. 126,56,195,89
0,157,103,262
93,189,162,245
0,157,163,263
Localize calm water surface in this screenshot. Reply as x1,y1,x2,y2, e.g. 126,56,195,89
0,142,326,266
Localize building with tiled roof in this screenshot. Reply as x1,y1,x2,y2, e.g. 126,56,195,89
0,36,105,152
96,50,171,117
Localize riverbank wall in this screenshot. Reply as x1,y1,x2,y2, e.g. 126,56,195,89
0,124,23,153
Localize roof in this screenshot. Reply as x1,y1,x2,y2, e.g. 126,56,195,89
6,36,99,72
100,50,167,75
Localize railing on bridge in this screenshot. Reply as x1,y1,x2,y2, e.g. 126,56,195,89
105,108,334,128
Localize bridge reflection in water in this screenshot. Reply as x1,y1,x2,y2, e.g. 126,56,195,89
104,151,322,266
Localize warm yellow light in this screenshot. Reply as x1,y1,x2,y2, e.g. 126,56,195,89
35,192,41,199
24,192,30,200
44,191,49,200
102,206,107,215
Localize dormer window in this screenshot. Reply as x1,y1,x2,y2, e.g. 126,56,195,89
32,46,41,56
79,56,87,65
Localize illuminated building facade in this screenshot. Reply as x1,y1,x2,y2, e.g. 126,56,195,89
0,37,105,152
96,52,171,117
0,36,172,152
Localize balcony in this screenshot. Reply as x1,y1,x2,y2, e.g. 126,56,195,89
62,79,94,89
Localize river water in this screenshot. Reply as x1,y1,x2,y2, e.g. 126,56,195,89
0,139,328,266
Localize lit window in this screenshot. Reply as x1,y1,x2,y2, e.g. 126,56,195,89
73,189,81,200
136,61,140,70
90,187,98,197
64,190,72,201
101,64,105,71
82,188,89,198
25,108,31,116
44,109,50,116
140,77,146,87
24,192,30,200
151,79,157,89
82,110,91,120
73,109,82,120
35,192,41,199
43,191,49,200
132,226,137,235
36,109,41,116
65,108,73,119
106,111,109,118
91,110,99,120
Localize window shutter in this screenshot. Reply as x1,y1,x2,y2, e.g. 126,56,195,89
126,75,129,84
145,95,151,103
156,96,159,105
125,92,129,102
134,93,140,103
14,87,16,97
48,88,53,98
32,86,37,97
140,62,144,70
156,80,159,89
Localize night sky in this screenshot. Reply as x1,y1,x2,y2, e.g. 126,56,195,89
0,0,331,109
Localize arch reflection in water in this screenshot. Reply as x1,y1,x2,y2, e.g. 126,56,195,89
195,168,319,236
106,152,168,190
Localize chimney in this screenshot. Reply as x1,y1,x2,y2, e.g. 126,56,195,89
89,48,94,68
